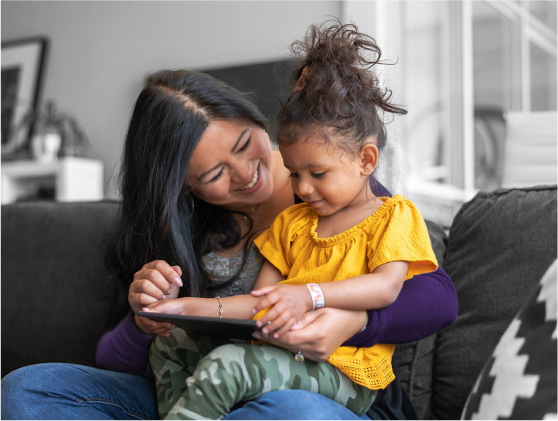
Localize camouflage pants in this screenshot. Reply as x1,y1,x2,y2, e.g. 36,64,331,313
150,329,376,420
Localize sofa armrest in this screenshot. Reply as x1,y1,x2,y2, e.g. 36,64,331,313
1,200,120,378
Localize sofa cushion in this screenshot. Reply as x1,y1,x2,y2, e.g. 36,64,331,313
1,200,120,378
461,260,557,419
394,219,448,420
431,185,557,419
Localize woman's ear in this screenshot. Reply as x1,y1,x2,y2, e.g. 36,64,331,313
359,143,379,176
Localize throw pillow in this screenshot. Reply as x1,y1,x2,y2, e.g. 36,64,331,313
431,185,557,420
461,260,557,419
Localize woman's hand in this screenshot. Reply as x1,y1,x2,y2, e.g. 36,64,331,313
252,307,367,362
129,260,183,336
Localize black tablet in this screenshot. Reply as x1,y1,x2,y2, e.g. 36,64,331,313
137,311,262,340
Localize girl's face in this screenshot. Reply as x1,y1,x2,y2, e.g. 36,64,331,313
279,134,375,216
186,119,274,212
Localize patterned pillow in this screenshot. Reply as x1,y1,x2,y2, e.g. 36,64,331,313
433,186,557,420
461,260,557,419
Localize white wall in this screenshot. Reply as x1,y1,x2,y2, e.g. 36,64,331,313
2,1,341,198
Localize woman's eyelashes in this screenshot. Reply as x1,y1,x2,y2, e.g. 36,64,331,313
206,136,252,183
208,167,224,183
237,136,251,153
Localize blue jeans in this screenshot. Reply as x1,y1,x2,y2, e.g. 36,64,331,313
1,363,372,420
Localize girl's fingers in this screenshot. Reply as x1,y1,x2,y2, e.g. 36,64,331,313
252,294,280,315
250,285,277,297
273,318,298,338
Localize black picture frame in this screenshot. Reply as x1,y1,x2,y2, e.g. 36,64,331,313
1,37,48,157
203,59,295,131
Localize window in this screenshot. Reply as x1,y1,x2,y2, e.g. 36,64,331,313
345,0,557,227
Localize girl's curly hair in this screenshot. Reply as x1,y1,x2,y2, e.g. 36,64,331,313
276,19,407,155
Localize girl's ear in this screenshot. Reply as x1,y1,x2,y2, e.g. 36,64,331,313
359,143,379,176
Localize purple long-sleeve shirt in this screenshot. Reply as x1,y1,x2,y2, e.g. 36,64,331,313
96,180,458,376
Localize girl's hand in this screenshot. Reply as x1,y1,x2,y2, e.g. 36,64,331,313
252,307,367,362
251,284,312,338
129,260,183,335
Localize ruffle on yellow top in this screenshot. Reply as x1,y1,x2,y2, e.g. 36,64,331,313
253,195,438,389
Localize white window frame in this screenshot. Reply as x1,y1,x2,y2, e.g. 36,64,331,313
342,0,557,227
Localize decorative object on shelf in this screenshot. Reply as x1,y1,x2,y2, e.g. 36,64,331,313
31,132,61,163
28,101,89,161
1,37,48,160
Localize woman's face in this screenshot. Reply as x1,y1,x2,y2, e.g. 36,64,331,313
186,119,275,212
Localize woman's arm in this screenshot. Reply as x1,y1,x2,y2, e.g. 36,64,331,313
95,312,153,377
354,179,458,345
257,267,457,361
345,266,458,347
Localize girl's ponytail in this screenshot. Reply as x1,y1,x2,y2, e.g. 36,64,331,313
277,19,406,155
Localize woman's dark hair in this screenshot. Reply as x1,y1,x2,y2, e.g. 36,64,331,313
106,70,268,321
276,19,407,158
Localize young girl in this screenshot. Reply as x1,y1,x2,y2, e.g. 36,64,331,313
149,20,438,419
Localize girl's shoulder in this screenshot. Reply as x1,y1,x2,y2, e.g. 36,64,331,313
370,195,424,225
378,194,419,212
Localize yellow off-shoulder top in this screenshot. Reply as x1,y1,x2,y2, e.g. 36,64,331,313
253,195,438,390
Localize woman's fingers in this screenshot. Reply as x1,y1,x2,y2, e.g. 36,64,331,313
271,317,299,338
129,260,183,313
135,260,183,289
135,314,175,336
171,265,183,278
256,309,353,362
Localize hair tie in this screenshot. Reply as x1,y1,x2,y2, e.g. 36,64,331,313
293,66,311,92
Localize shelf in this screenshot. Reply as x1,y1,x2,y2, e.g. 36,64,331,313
1,157,104,204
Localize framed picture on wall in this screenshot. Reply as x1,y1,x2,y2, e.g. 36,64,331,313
203,60,294,128
1,37,48,158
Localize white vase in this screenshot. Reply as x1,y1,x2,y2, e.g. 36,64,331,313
32,133,62,163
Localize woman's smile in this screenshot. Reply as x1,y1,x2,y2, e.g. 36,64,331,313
235,163,261,192
187,119,275,210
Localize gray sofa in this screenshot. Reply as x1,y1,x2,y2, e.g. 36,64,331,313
2,185,556,419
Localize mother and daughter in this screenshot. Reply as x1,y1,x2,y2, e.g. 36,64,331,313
2,20,457,420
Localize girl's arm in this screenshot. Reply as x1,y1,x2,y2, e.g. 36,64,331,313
251,261,409,337
313,261,408,310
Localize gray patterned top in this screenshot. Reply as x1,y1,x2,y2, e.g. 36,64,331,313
202,243,265,298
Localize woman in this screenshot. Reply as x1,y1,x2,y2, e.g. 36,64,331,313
1,69,457,420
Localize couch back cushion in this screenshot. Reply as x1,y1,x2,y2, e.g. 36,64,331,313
431,185,557,419
1,200,120,378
